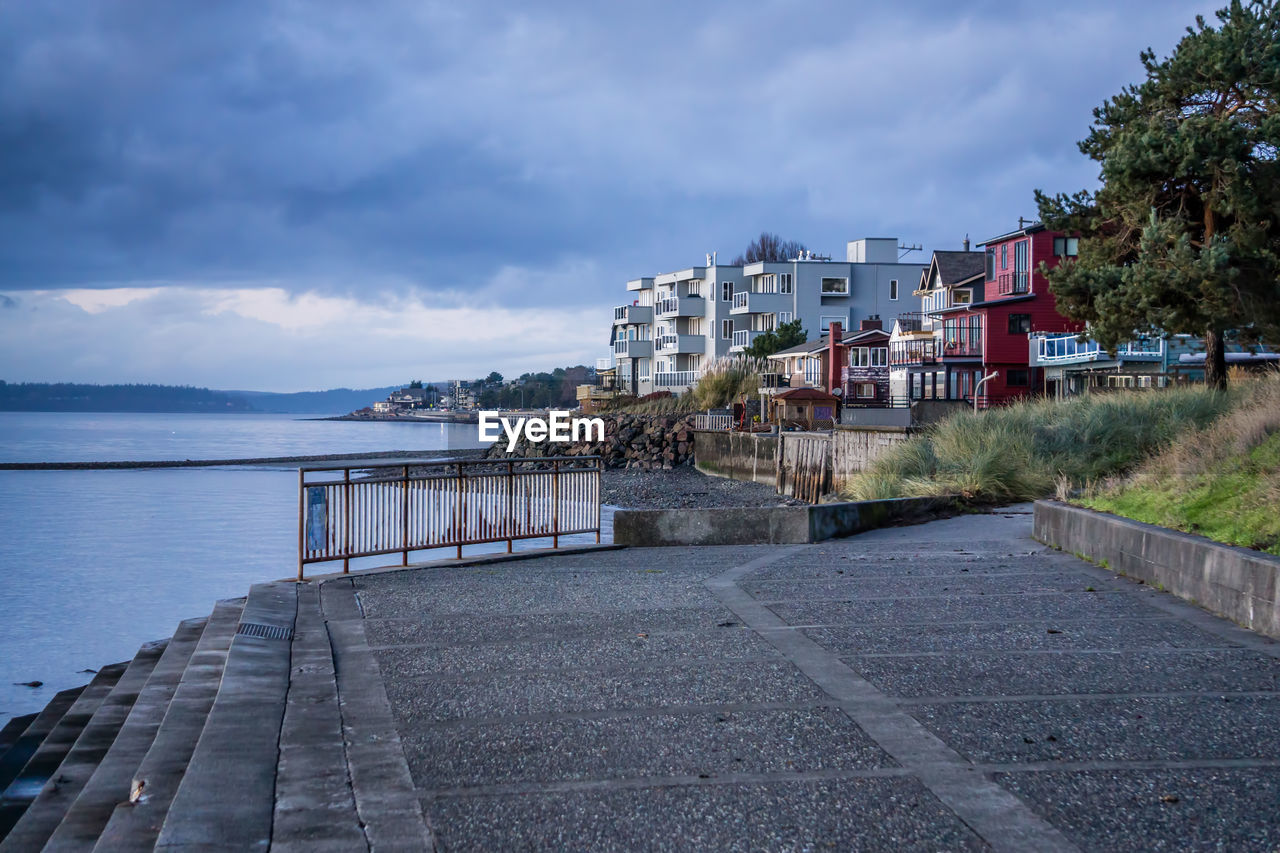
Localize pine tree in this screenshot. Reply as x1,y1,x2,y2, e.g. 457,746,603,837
1036,0,1280,388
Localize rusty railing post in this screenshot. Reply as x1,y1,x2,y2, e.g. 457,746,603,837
506,460,514,553
401,464,410,566
455,461,464,560
297,468,305,581
343,468,351,574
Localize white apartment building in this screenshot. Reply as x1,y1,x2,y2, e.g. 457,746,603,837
612,239,925,396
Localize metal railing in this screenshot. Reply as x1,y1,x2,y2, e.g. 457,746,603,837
654,370,700,387
890,340,937,365
695,413,733,431
997,271,1029,294
297,456,602,579
1036,334,1165,363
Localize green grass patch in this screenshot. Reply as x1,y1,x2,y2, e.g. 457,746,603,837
1085,429,1280,554
842,384,1236,504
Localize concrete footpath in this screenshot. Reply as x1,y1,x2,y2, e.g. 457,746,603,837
337,507,1280,851
6,508,1280,850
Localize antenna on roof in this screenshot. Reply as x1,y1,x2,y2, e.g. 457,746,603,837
898,243,922,259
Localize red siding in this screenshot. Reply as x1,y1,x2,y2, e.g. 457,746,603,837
975,228,1083,402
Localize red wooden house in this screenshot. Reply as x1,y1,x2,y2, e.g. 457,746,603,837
969,222,1082,404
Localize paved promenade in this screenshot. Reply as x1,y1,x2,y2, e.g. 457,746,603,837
333,507,1280,851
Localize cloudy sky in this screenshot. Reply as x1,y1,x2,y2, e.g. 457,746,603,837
0,0,1218,390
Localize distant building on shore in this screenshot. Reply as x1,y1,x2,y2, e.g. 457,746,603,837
611,239,925,397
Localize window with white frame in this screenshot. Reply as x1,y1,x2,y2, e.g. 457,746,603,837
1053,236,1080,257
821,277,849,295
820,315,845,331
722,281,732,302
889,279,899,300
953,290,972,304
851,348,870,368
721,319,733,340
687,279,702,297
779,273,793,293
778,311,793,325
855,382,876,399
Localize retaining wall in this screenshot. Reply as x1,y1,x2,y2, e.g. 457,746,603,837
1034,500,1280,640
614,496,959,547
692,430,779,486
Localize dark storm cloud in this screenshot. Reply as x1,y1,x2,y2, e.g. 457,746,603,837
0,0,1221,302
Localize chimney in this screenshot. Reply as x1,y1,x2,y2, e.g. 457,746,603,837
962,235,970,252
827,321,843,394
860,315,882,331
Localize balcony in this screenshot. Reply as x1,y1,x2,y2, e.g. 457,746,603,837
595,356,615,371
613,338,652,359
896,312,929,332
655,296,706,318
613,304,653,325
890,339,937,366
940,339,983,358
654,370,700,389
730,329,762,352
997,271,1030,295
626,277,653,291
730,291,790,315
1034,334,1165,365
655,334,706,355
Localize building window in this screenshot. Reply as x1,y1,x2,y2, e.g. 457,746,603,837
722,281,732,302
953,290,971,304
851,348,870,368
855,382,876,399
872,347,887,367
721,319,733,340
986,249,995,280
779,273,793,293
820,277,849,295
778,311,793,325
1007,369,1030,387
889,279,899,300
1001,245,1008,270
1008,314,1031,335
1053,236,1080,257
820,315,845,332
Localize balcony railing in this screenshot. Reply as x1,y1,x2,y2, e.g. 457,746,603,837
731,329,760,350
997,271,1029,295
654,370,700,388
897,312,928,332
940,339,983,358
656,296,705,317
1036,334,1165,363
890,340,937,366
758,372,784,389
613,338,652,358
613,304,653,325
732,291,750,310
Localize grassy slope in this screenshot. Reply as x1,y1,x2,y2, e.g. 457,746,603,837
1083,375,1280,554
842,384,1235,503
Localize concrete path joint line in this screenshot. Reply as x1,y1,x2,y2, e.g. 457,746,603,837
707,548,1082,853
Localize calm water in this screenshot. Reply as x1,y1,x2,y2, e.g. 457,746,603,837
0,412,607,725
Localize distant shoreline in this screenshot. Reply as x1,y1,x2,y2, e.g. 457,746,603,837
0,448,486,471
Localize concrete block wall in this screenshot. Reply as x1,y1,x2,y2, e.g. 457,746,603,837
692,430,779,487
1034,501,1280,640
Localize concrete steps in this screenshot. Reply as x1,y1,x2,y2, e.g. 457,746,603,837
0,666,127,840
1,641,166,852
0,575,426,850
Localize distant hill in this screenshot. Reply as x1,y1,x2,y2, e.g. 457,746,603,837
0,381,401,414
0,382,257,413
227,386,400,414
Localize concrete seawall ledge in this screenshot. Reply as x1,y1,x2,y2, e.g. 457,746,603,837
1033,499,1280,639
613,495,960,546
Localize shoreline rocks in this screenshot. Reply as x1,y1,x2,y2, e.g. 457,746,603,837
483,413,697,470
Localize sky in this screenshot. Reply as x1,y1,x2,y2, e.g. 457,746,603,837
0,0,1222,391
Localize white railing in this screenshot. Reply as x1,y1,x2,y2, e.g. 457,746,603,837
613,305,627,321
695,414,732,431
596,356,615,371
656,335,678,352
732,291,750,310
1038,335,1164,362
732,329,754,348
654,371,700,388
